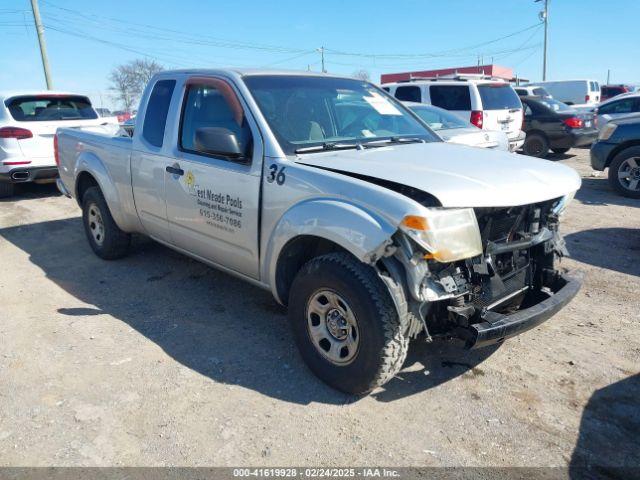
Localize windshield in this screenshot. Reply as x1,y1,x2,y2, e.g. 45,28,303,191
409,105,470,130
6,95,98,122
243,75,437,154
477,84,521,110
537,98,573,112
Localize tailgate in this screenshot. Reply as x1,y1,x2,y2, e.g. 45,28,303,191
17,119,114,159
485,108,523,138
477,84,523,138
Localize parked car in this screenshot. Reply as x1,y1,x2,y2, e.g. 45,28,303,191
595,92,640,131
382,75,526,151
527,80,601,106
55,69,582,394
95,107,112,117
601,84,634,102
405,102,508,150
112,110,131,123
590,115,640,198
0,91,118,197
515,85,552,98
520,96,598,158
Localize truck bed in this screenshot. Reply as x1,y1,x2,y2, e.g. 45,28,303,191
56,127,138,232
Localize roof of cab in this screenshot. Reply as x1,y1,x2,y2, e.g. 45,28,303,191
156,68,357,80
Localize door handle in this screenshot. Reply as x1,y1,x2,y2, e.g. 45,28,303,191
166,165,184,176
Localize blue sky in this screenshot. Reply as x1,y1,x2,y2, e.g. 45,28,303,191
1,0,638,110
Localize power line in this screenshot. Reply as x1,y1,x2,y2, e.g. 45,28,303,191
324,22,543,59
39,1,545,64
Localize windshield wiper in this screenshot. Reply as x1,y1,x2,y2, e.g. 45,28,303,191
361,136,426,147
295,142,362,154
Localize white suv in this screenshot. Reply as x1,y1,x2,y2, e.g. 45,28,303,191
0,91,118,197
382,75,525,152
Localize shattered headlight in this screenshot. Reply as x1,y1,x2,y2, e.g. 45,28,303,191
552,190,577,216
400,208,482,262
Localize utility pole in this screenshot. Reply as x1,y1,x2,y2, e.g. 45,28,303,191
537,0,550,81
317,47,326,73
30,0,53,89
606,69,611,84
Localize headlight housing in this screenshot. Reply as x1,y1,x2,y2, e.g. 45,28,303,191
598,123,617,141
400,208,482,262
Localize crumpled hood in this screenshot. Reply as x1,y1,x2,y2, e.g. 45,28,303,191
295,142,581,207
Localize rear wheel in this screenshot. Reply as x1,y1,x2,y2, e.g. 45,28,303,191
523,133,550,158
81,186,131,259
552,148,570,155
288,253,408,394
608,147,640,199
0,183,15,198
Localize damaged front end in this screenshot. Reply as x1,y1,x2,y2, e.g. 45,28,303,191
384,197,583,348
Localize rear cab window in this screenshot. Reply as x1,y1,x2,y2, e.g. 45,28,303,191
142,79,176,147
477,84,521,110
429,85,471,111
6,95,98,121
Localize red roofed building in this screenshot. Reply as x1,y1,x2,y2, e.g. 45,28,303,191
380,64,515,84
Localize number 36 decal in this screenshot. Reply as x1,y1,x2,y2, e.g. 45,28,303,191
267,164,286,185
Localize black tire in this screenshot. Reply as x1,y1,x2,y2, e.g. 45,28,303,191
608,146,640,199
523,133,550,158
81,186,131,259
552,148,570,155
0,182,15,198
288,252,408,394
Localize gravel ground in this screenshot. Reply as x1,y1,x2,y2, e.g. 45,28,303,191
0,148,638,470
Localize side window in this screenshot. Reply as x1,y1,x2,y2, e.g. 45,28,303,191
179,81,252,160
394,86,421,103
381,87,390,92
600,99,634,115
523,103,533,116
515,89,526,95
142,79,176,147
429,85,472,111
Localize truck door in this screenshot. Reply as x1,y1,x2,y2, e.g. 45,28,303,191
165,77,263,279
131,79,177,243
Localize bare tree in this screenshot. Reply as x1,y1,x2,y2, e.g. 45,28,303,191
109,58,164,111
352,69,371,81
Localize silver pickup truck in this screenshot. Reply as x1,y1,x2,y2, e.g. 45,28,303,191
56,69,582,394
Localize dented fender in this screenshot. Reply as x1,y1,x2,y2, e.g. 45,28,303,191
262,198,398,303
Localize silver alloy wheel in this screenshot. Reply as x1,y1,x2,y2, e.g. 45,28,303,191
618,157,640,192
306,289,359,365
87,202,105,246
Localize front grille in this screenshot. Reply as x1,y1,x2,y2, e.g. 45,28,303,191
473,265,530,309
470,201,559,311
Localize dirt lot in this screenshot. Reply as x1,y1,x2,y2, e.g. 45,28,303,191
0,148,638,470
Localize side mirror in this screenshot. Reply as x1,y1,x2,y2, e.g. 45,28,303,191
195,127,245,160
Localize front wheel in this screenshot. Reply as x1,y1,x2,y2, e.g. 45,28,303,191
288,252,408,394
81,186,131,259
608,147,640,198
523,133,550,158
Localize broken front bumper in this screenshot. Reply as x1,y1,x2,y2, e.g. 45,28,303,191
467,270,583,349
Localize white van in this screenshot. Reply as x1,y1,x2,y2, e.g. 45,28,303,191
527,80,601,106
382,75,525,151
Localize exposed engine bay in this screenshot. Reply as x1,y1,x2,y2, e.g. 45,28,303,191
384,197,573,347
